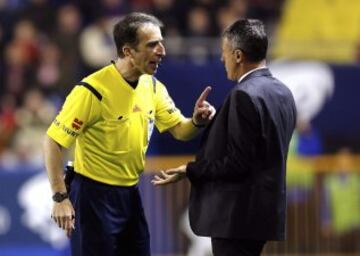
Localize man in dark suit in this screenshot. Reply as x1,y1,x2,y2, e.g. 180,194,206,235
152,19,297,256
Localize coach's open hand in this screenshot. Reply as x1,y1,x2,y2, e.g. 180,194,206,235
152,165,187,186
192,86,216,126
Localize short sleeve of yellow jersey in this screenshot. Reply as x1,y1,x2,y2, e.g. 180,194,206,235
47,85,101,148
154,81,185,133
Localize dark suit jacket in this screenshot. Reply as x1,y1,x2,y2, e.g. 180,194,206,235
186,68,296,241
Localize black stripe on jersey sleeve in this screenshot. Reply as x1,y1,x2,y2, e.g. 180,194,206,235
78,81,103,101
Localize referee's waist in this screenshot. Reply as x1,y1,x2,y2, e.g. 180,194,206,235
74,172,139,188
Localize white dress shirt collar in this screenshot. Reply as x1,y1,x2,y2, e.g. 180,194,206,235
238,66,267,83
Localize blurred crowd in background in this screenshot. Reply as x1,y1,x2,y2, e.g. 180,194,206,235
0,0,360,170
0,0,285,169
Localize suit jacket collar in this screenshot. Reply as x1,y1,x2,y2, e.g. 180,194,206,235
238,67,272,84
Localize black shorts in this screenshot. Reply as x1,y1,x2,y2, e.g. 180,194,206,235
69,173,150,256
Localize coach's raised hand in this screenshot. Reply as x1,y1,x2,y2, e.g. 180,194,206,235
192,86,216,127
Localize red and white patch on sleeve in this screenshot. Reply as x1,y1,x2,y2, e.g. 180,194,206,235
72,118,84,130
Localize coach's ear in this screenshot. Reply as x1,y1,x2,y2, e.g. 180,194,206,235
234,49,243,64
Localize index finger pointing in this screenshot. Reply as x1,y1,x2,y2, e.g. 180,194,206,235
196,86,212,106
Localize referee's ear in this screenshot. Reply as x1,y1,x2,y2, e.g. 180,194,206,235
122,45,132,57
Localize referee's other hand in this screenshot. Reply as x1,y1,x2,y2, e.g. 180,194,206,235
51,198,75,237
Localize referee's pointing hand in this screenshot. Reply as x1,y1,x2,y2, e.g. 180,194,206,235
192,86,216,126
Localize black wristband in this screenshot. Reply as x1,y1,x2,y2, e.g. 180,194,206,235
191,118,206,128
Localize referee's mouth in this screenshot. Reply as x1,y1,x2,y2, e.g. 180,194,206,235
149,60,161,70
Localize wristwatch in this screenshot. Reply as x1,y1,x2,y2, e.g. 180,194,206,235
191,118,206,128
52,192,69,203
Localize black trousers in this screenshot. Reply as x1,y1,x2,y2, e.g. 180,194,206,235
211,238,266,256
70,174,150,256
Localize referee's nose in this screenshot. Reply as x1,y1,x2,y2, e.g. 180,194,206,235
155,41,166,58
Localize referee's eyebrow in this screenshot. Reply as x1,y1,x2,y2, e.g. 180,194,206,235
146,39,163,47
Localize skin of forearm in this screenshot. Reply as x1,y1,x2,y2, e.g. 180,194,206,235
43,135,67,193
169,118,200,141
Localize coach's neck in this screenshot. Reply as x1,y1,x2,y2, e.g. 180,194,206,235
237,59,266,81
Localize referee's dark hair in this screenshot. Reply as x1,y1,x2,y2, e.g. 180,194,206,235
223,19,268,62
113,12,163,58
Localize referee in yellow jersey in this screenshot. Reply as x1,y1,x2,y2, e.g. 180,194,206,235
43,12,216,256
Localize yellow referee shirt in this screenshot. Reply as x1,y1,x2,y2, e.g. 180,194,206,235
47,64,185,186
